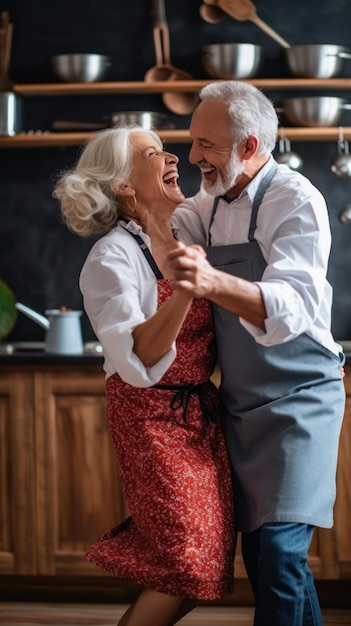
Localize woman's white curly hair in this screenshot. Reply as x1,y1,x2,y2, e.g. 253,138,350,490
52,126,163,237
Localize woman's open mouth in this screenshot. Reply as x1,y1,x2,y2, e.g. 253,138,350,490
163,171,179,185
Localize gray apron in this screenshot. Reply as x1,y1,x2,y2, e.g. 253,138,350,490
206,163,345,532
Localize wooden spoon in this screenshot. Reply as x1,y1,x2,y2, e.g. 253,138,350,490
218,0,290,48
199,4,225,24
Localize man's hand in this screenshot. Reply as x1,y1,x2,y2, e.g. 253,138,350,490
168,242,267,330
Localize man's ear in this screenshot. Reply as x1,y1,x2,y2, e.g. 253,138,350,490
111,181,135,196
241,135,259,160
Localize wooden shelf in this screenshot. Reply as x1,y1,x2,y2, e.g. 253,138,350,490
0,130,190,147
1,127,351,148
12,78,351,97
3,79,351,147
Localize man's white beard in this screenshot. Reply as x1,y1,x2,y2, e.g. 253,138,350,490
202,149,244,197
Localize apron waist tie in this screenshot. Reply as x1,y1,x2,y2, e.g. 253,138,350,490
152,380,219,424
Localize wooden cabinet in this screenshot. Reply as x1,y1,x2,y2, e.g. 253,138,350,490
0,361,350,589
0,364,128,577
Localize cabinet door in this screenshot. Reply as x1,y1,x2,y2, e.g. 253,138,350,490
0,369,37,574
35,366,128,576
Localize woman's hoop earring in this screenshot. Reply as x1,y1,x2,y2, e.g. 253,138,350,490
126,195,137,213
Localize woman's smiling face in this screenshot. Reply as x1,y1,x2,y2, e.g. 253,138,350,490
129,132,184,209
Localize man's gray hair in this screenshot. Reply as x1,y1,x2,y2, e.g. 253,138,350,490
199,81,278,155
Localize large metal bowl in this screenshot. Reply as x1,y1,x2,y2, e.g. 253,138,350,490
280,97,351,127
201,43,262,79
285,44,351,78
52,53,111,83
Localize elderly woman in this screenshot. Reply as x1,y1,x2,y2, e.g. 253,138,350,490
53,127,235,626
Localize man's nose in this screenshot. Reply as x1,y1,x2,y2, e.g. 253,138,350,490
189,143,199,165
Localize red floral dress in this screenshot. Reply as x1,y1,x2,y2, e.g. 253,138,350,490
85,277,235,600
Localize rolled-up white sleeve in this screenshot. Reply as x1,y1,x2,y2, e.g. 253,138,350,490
80,235,176,386
240,192,333,346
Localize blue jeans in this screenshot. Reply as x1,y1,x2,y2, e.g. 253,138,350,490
241,523,323,626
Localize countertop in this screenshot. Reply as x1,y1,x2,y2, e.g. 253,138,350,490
0,342,350,366
0,341,104,366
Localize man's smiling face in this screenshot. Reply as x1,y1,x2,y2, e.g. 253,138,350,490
188,99,244,197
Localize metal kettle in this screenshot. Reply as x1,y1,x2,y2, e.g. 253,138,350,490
15,302,84,355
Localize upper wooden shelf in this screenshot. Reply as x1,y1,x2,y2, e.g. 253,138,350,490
12,78,351,96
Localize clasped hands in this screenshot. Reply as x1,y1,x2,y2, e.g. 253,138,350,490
167,241,217,298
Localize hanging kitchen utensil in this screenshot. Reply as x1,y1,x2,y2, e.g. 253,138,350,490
215,0,290,48
144,0,198,115
330,127,351,180
339,204,351,225
199,1,225,23
275,136,303,171
0,11,14,91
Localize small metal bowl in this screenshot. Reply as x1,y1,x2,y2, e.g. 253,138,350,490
201,43,262,79
52,53,111,83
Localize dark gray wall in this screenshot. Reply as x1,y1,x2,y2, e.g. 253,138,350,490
1,0,351,342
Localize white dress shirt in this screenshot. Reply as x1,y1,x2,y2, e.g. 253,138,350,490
173,158,342,356
79,221,176,384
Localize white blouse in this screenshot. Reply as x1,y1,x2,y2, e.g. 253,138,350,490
172,158,342,357
79,221,176,384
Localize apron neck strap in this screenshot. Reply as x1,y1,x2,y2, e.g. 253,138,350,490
208,161,278,246
248,161,278,242
121,225,163,279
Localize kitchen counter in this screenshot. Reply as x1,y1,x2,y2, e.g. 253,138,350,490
0,342,350,365
0,352,104,365
0,341,104,366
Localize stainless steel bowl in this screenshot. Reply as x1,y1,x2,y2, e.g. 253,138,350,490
285,44,351,78
201,43,262,79
279,97,351,127
52,54,111,83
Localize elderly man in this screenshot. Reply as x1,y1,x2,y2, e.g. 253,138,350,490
170,80,345,626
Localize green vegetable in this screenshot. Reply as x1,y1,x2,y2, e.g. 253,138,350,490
0,278,18,341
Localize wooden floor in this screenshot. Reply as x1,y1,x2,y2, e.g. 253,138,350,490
0,603,351,626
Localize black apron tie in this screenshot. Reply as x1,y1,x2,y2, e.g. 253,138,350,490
152,380,219,424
